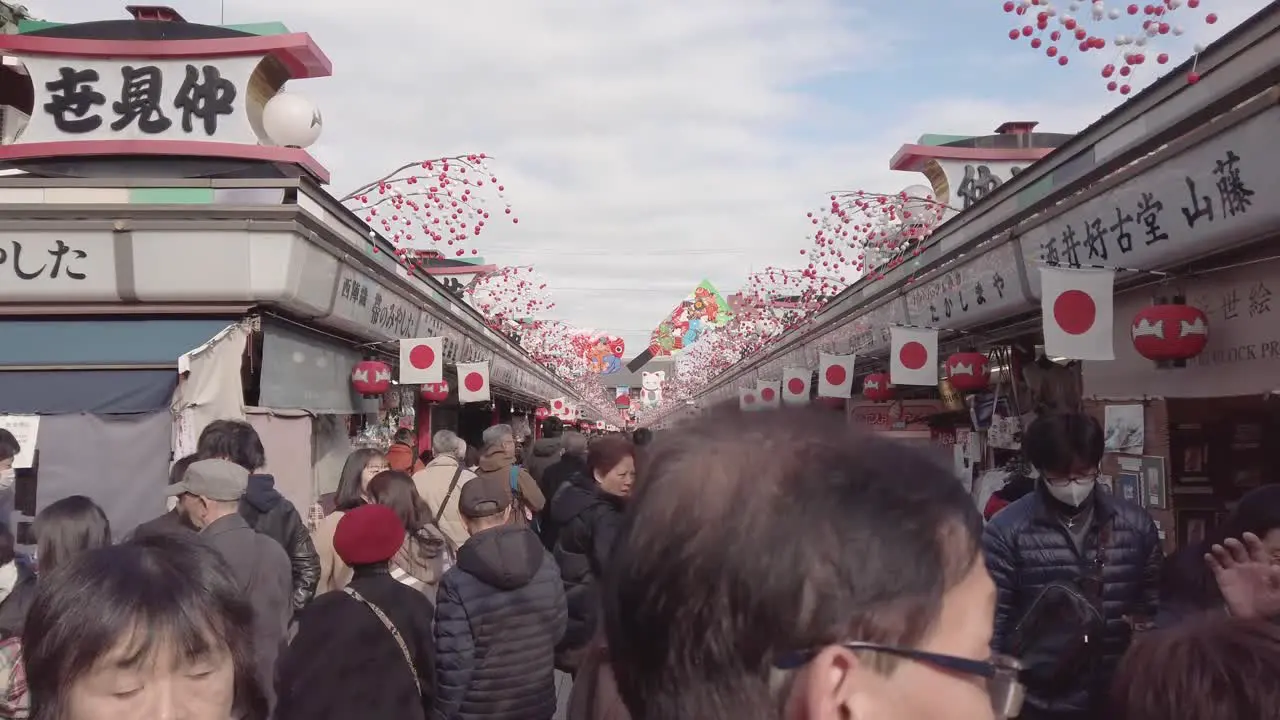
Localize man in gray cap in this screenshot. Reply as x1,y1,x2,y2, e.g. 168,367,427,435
170,458,292,713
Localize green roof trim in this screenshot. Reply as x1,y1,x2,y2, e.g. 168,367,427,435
17,20,290,34
916,133,976,146
18,19,61,33
129,187,214,204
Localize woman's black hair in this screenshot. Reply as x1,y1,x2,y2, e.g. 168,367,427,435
23,533,268,720
196,420,266,472
0,429,18,464
335,448,384,512
34,496,111,575
0,525,14,567
169,454,199,486
367,470,431,533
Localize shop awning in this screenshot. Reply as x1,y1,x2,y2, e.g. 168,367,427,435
259,320,368,415
0,318,240,367
0,369,177,414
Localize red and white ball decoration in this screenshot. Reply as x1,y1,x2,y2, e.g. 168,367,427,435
862,372,894,403
464,265,555,337
1002,0,1223,93
351,360,392,398
944,352,992,392
1130,303,1209,361
420,380,450,404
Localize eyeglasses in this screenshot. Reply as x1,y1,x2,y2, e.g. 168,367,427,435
1043,470,1101,487
774,641,1024,719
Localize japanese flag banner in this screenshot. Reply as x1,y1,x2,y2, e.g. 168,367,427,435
1040,267,1115,361
890,327,939,386
549,397,568,417
782,367,811,406
817,353,855,398
738,387,758,412
456,362,491,404
756,380,782,409
399,337,443,385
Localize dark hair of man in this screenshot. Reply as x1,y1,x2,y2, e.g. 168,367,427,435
603,407,984,720
1110,615,1280,720
1022,411,1105,475
393,428,415,446
34,495,112,575
540,417,564,439
631,428,654,447
0,429,18,464
588,436,635,478
23,533,268,720
196,419,266,472
335,448,383,512
169,454,199,486
367,470,432,533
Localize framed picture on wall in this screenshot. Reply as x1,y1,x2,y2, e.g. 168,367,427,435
1141,456,1169,510
1116,472,1142,504
1177,509,1216,549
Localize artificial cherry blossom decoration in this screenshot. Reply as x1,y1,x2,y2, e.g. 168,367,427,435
463,265,555,337
1001,0,1223,92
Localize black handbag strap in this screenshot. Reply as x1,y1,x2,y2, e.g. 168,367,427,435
433,462,466,525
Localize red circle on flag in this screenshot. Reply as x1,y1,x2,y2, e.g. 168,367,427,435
409,344,436,370
553,399,563,409
825,364,847,387
899,341,928,370
464,372,485,392
1053,290,1097,335
744,393,756,405
761,387,775,401
787,378,806,395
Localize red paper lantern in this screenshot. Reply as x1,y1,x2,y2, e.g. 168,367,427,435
1131,303,1210,361
535,407,550,420
420,380,450,403
945,352,991,392
862,372,894,402
351,360,391,398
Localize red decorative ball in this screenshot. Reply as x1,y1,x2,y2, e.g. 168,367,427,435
421,380,450,403
1131,304,1209,361
945,352,992,392
862,373,894,403
351,360,392,398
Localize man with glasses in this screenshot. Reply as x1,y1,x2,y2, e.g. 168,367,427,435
601,406,1022,720
983,411,1161,720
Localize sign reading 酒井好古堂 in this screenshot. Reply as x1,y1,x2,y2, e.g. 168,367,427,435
16,56,263,147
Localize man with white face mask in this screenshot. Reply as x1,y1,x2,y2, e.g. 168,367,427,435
983,412,1161,720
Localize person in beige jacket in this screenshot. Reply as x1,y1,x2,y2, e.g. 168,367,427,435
412,430,475,551
311,448,388,595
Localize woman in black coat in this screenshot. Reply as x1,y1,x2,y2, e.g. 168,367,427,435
277,504,436,720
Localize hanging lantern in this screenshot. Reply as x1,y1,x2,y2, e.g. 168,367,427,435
535,407,550,420
1132,302,1210,362
351,360,392,398
862,372,894,403
945,351,991,392
421,380,450,404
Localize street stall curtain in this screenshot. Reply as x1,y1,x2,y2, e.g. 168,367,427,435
246,409,314,519
259,321,364,415
34,411,172,540
172,324,249,459
312,415,353,499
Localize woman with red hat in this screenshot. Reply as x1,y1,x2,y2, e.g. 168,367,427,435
277,503,436,720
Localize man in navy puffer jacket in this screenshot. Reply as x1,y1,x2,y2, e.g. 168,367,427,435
983,411,1161,720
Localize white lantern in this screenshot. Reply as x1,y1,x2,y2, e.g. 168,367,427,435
262,93,323,149
900,184,940,225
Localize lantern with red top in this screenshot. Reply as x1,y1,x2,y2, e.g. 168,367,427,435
945,351,991,392
1131,296,1209,367
534,407,550,420
351,360,392,398
420,380,450,404
862,372,894,403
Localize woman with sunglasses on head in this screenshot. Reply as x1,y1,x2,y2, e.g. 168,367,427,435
982,412,1162,720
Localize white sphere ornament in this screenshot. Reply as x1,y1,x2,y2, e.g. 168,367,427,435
262,93,323,149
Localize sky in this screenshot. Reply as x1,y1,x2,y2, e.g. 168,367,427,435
25,0,1275,353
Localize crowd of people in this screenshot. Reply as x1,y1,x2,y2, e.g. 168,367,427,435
0,407,1276,720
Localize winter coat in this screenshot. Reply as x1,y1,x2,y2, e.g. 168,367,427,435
0,564,35,641
312,510,353,595
983,475,1036,521
473,447,546,519
567,632,630,720
433,524,567,720
392,528,448,599
523,438,562,487
130,509,195,539
278,565,436,720
549,482,624,671
388,442,426,475
983,486,1162,715
239,473,322,612
538,456,591,550
414,456,477,551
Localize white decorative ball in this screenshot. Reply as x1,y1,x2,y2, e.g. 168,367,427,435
262,92,323,149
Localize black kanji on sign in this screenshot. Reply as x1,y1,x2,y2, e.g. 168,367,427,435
1039,238,1060,265
0,239,87,280
943,296,954,319
992,272,1006,298
1222,288,1240,321
974,282,987,305
1249,282,1272,317
1059,225,1083,266
1212,150,1254,218
1109,207,1135,254
1084,217,1109,261
111,65,172,134
43,67,106,133
955,165,1004,209
1180,177,1215,228
1135,192,1169,245
957,288,969,313
929,303,940,324
174,64,237,135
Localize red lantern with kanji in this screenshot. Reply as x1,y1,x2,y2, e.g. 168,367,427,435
351,360,392,398
862,372,894,402
1131,303,1210,361
535,407,550,420
945,352,991,392
421,380,450,404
